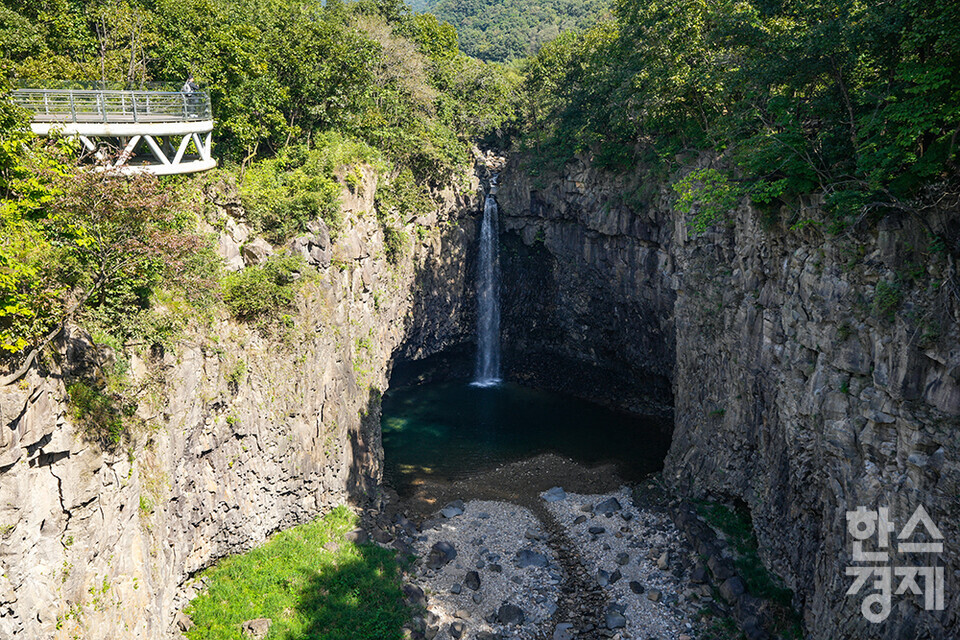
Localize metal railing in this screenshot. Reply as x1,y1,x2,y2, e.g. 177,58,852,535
10,88,212,124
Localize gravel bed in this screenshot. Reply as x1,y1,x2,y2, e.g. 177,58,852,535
412,499,562,640
543,486,698,640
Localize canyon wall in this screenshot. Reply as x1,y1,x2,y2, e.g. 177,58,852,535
498,159,675,417
499,156,960,639
0,173,480,639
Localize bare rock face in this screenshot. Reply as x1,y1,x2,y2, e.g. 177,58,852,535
498,154,960,639
0,170,481,640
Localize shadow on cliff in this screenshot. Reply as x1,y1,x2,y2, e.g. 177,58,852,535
285,543,410,640
345,387,385,505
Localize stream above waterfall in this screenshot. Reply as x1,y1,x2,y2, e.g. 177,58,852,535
381,377,671,498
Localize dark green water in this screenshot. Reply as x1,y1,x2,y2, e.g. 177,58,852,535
381,379,671,495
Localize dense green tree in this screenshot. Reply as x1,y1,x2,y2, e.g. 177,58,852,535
520,0,960,237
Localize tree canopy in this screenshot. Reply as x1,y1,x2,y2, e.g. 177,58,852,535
519,0,960,234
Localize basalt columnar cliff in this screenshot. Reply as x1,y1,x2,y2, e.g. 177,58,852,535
0,171,480,639
1,151,958,640
498,155,960,640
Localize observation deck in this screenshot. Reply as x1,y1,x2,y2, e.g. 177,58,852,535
11,87,216,175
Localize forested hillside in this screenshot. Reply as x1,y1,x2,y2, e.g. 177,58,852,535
417,0,606,62
0,0,519,367
516,0,960,246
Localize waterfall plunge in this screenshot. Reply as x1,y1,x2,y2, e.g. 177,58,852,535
472,189,501,386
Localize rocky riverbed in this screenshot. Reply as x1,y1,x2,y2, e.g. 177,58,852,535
383,459,705,640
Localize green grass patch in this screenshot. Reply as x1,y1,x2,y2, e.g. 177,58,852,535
185,506,412,640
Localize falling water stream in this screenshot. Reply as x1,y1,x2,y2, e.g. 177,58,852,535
473,183,501,386
382,175,671,498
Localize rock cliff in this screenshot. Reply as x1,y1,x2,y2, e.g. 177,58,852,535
498,155,960,639
0,172,480,639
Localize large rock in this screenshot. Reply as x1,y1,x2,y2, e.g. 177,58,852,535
241,237,274,266
497,604,525,625
241,618,271,639
425,541,457,570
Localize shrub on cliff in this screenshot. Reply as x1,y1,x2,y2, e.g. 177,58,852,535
221,253,309,321
1,133,216,377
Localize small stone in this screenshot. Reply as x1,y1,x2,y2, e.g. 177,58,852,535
516,549,549,568
629,581,644,594
609,569,622,584
241,618,272,640
450,583,462,594
472,593,483,604
554,622,575,640
449,621,465,639
574,515,587,525
605,612,626,630
616,552,630,566
454,610,471,620
657,551,669,570
588,526,605,535
175,612,194,632
647,589,662,602
465,571,481,591
597,569,610,587
441,506,463,518
489,563,502,573
543,486,567,502
497,604,525,625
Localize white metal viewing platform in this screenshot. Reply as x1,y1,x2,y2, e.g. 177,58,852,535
11,87,216,175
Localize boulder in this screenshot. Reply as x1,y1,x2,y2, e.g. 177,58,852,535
497,604,525,625
594,497,622,515
241,238,274,266
720,576,746,603
426,541,457,569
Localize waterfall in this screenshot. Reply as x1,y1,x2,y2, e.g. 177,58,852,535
473,184,501,387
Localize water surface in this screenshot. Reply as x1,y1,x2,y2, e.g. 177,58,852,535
382,379,671,496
